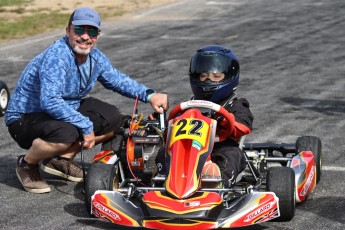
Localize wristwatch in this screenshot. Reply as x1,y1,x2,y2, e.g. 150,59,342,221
146,89,156,101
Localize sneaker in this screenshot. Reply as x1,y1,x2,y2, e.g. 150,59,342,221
41,157,84,182
16,155,51,193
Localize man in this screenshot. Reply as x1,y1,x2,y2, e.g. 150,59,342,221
5,7,168,194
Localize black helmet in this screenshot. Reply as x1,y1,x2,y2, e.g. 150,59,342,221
189,45,240,102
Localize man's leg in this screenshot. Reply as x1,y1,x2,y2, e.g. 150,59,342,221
9,113,81,193
24,139,73,164
41,98,123,182
39,131,115,181
11,98,124,193
61,131,116,158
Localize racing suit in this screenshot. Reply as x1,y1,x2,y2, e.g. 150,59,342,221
212,95,253,187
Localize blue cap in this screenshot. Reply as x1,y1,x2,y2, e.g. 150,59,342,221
71,7,101,29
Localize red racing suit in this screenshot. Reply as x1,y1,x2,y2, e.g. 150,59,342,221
212,95,254,187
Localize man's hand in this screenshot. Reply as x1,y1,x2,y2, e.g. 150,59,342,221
149,93,169,113
83,131,95,149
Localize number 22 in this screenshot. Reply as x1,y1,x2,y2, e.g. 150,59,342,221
175,119,203,137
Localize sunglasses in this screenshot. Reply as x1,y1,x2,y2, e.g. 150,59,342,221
73,25,100,37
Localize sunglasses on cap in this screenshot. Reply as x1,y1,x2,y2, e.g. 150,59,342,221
73,25,100,37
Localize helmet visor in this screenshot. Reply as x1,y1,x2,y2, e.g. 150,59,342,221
191,53,230,78
199,72,225,82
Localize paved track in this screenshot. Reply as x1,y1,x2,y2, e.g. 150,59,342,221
0,0,344,229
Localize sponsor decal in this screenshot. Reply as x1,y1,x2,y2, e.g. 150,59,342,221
187,100,213,106
184,201,201,207
93,150,114,163
131,161,141,166
93,202,121,221
300,166,315,196
244,202,274,222
255,209,279,223
192,140,202,150
157,163,163,171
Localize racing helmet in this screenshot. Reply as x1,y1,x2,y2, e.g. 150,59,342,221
189,45,240,102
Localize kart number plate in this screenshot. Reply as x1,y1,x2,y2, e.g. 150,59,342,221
170,118,209,147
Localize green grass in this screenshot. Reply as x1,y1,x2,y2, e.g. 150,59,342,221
0,12,70,41
0,0,142,43
0,0,31,7
0,0,68,42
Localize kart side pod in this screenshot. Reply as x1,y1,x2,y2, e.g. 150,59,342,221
290,150,316,202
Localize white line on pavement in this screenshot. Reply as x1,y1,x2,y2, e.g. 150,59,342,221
323,166,345,172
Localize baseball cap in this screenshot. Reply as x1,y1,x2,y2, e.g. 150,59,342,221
69,7,101,29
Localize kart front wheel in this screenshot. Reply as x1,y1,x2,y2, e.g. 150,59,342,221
0,81,10,117
266,167,295,221
296,136,322,183
84,163,119,215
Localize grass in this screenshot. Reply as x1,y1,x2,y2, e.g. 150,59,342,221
0,0,31,6
0,12,69,41
0,0,69,42
0,0,155,43
0,0,131,43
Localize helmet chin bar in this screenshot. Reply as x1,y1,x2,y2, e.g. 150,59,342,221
200,92,212,101
201,85,218,101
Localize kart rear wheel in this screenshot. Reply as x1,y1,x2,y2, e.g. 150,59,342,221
0,81,10,117
101,134,123,152
266,167,295,221
85,163,119,215
296,136,322,183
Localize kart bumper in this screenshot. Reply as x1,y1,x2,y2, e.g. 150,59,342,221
91,190,279,229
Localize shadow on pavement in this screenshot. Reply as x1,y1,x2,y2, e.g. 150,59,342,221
281,97,345,115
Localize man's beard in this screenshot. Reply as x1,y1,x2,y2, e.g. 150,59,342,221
70,38,96,55
73,46,91,55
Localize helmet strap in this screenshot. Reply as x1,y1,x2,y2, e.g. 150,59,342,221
222,93,238,108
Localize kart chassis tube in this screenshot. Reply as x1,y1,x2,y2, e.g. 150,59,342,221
243,143,296,155
115,186,246,193
241,143,296,186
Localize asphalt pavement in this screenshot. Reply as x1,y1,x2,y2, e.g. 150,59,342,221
0,0,344,229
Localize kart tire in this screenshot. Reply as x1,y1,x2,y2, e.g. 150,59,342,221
266,167,295,221
296,136,322,184
0,81,10,117
101,134,122,152
84,163,118,216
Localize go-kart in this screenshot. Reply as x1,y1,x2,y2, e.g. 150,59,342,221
84,99,321,229
0,80,10,116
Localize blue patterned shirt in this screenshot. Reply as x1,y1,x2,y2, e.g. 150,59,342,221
5,36,149,135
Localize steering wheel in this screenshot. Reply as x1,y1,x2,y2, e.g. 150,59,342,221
168,100,235,142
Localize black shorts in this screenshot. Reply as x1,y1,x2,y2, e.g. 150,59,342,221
8,97,123,149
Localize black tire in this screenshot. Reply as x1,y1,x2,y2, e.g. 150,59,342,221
266,167,295,221
0,81,10,117
85,163,119,215
296,136,322,183
101,134,123,152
